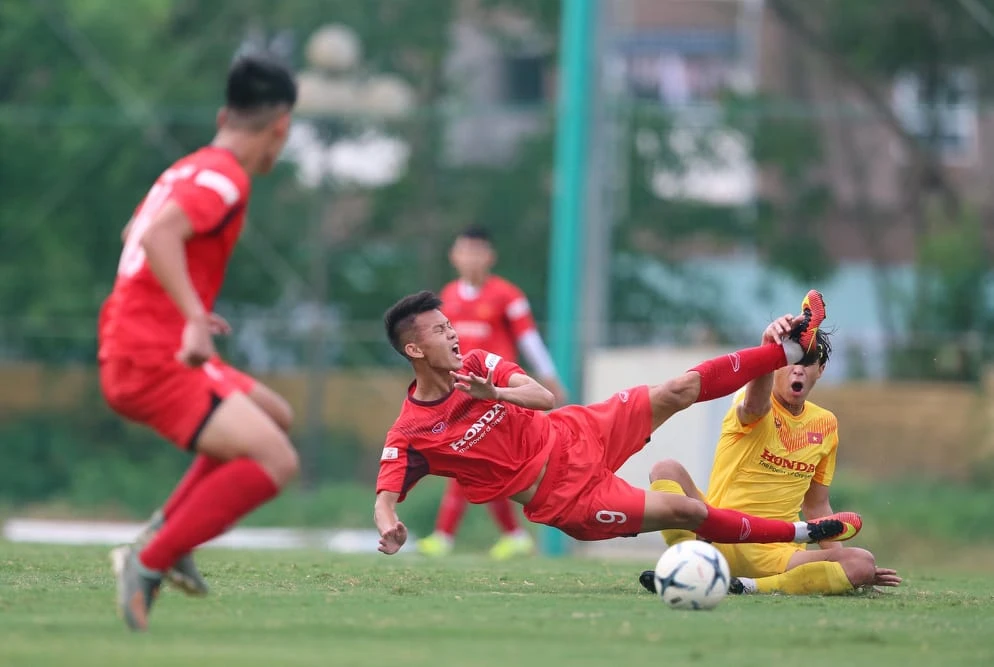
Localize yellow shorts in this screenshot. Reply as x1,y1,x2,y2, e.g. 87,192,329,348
714,542,807,578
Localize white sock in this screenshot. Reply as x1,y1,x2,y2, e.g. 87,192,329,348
738,577,758,594
782,339,803,364
792,521,810,543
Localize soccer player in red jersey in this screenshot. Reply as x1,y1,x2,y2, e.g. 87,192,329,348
98,53,298,631
374,290,864,555
418,226,565,560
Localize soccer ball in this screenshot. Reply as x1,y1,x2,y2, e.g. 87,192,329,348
652,540,731,610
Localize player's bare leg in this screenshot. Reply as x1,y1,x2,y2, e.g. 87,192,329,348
120,393,299,630
137,381,293,597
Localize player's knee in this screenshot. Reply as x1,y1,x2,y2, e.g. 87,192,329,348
841,548,876,586
651,495,707,529
649,459,690,485
270,397,294,433
259,436,300,487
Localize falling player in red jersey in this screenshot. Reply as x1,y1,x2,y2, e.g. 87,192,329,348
417,226,565,560
98,53,298,631
374,290,864,555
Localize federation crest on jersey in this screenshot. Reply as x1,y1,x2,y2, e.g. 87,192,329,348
484,353,502,370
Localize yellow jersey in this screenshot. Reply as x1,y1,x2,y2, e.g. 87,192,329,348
705,391,839,522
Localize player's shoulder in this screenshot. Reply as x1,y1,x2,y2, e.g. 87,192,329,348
803,400,838,430
461,349,505,373
439,280,460,299
183,147,250,202
488,274,524,295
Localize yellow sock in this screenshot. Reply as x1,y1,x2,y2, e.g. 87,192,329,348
648,479,696,546
754,561,853,595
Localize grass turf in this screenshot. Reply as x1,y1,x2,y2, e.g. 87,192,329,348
1,543,993,667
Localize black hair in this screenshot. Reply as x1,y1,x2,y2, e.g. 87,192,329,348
384,290,444,358
456,225,493,244
816,328,833,366
226,52,297,112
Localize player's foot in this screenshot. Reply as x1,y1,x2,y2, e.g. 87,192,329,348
805,511,862,543
110,545,161,632
787,290,826,365
135,510,209,596
638,569,656,594
728,577,746,594
416,532,454,557
489,532,535,561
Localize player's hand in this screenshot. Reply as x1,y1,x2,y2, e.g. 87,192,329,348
872,567,902,588
762,314,804,345
176,317,216,367
378,521,408,555
207,313,232,336
450,368,499,400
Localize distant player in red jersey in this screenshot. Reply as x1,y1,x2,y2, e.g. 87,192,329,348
374,290,864,556
98,53,298,631
417,226,565,560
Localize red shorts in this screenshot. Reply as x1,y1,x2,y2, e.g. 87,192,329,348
99,355,256,449
523,386,653,541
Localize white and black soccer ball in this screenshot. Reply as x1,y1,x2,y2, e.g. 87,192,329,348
653,540,731,610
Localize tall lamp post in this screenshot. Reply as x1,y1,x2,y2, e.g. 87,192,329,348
284,24,414,485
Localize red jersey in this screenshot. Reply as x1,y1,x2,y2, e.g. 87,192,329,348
439,276,538,362
98,146,250,362
376,350,558,504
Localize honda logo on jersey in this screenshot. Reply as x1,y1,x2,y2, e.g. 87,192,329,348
449,403,506,452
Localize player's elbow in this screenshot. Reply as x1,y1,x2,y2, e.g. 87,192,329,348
535,385,555,410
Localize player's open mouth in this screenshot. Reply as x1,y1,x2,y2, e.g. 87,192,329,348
791,381,804,393
452,343,462,360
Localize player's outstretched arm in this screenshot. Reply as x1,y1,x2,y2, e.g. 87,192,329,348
451,369,554,410
737,314,796,425
374,491,408,555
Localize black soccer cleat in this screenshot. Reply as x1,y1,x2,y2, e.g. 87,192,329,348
638,569,656,594
728,577,746,595
787,290,827,366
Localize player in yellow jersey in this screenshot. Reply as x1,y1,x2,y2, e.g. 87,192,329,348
638,291,901,595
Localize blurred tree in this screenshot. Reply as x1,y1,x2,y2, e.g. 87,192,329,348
767,0,994,374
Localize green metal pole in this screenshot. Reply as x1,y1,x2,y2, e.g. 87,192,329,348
542,0,595,557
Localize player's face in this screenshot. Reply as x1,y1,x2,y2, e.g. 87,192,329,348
258,113,292,174
407,309,462,370
449,238,495,281
773,362,824,404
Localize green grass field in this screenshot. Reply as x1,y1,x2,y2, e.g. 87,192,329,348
2,543,993,667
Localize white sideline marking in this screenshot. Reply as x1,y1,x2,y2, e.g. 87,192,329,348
2,519,397,554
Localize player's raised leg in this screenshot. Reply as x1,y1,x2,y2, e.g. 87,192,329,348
116,393,299,631
647,290,826,430
136,378,293,596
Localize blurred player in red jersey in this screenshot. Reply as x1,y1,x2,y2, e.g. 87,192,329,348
98,53,298,631
373,291,865,556
417,226,565,560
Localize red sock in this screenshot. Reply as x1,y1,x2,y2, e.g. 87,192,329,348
162,455,223,519
140,458,279,571
487,499,520,534
435,479,469,536
693,505,796,544
689,344,788,402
